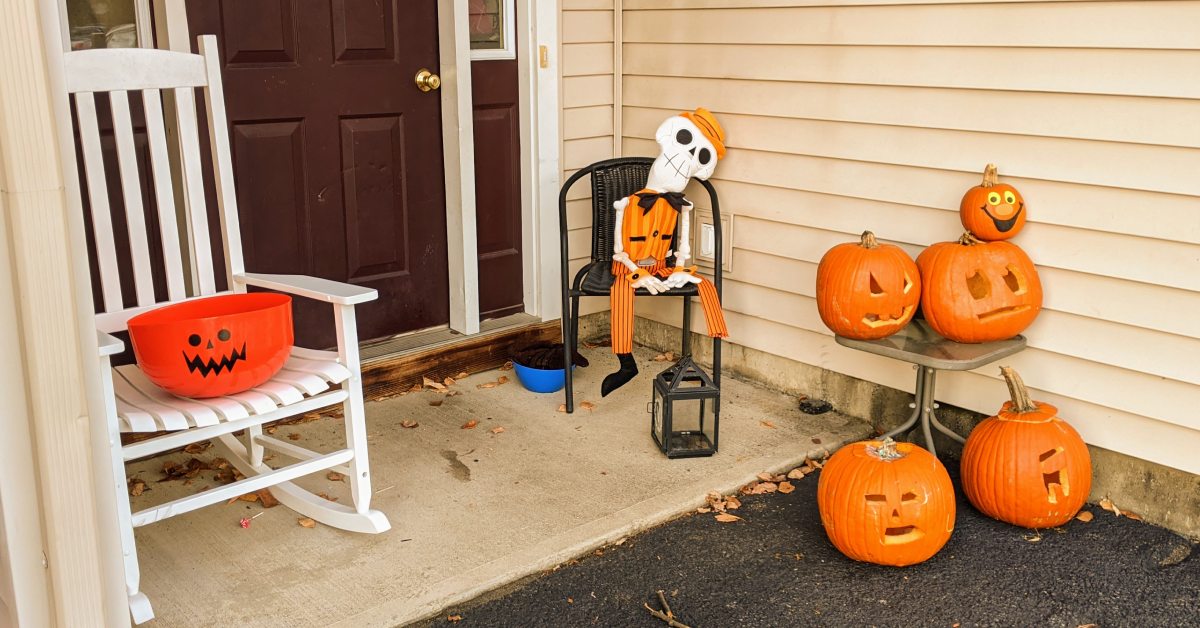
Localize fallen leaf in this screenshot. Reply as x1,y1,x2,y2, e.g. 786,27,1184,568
266,426,277,434
237,493,260,503
724,496,741,510
805,458,824,470
317,492,339,502
478,382,498,389
327,471,345,482
462,420,479,430
497,375,509,385
697,507,712,514
1099,497,1121,516
288,433,302,441
787,468,809,480
256,489,279,508
500,361,514,370
423,376,446,391
429,398,444,407
297,517,316,528
447,615,463,623
760,420,776,429
408,383,423,393
1125,510,1144,521
127,478,146,497
751,482,778,495
1075,511,1094,523
778,481,795,494
756,472,774,482
715,513,742,523
490,426,505,434
1022,531,1043,543
557,404,567,412
652,351,676,362
772,474,787,482
183,441,213,454
579,401,596,411
443,376,456,387
401,420,419,429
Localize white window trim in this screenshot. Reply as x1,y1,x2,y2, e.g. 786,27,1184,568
469,0,516,61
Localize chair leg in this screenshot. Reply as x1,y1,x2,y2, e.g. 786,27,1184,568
681,297,693,357
334,304,373,514
563,293,580,413
100,365,155,624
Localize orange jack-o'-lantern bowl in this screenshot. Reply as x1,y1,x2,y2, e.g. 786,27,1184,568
128,293,293,398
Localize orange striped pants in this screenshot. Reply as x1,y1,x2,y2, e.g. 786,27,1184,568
610,264,728,354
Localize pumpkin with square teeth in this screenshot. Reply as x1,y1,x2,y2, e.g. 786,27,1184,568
961,366,1091,528
917,232,1042,343
128,293,293,398
818,438,955,566
960,164,1027,241
816,231,921,340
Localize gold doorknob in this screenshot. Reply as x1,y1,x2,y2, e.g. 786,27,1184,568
414,68,441,92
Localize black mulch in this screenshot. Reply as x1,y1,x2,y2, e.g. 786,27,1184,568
415,464,1198,628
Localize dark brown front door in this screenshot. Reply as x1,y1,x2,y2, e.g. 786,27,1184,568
471,57,523,320
188,1,449,346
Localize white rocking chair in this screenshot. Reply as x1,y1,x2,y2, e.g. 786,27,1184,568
64,36,390,624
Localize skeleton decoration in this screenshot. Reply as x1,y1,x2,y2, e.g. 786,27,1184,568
602,108,729,397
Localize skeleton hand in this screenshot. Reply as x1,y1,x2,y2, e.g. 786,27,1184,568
662,268,702,290
630,272,670,295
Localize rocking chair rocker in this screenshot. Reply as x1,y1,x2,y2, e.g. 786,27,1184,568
64,36,389,623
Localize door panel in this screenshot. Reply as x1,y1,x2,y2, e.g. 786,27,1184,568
471,57,524,319
188,0,448,346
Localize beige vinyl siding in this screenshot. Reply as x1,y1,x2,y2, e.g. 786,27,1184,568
562,0,618,316
619,1,1200,474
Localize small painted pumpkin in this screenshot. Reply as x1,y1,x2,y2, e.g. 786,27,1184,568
961,367,1091,529
817,438,955,567
916,233,1042,343
816,231,921,340
960,164,1027,241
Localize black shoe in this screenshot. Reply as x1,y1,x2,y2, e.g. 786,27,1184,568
601,353,639,397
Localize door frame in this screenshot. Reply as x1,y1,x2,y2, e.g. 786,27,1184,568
151,0,562,337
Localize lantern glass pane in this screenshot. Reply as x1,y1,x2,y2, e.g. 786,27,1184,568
666,398,713,452
651,387,664,444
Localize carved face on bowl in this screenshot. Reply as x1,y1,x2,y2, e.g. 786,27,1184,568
917,235,1043,343
183,327,246,377
816,231,921,340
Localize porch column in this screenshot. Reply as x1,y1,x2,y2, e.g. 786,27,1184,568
0,0,113,624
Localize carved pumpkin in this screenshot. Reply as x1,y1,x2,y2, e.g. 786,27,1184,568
960,164,1026,241
817,438,955,567
961,366,1092,528
128,293,293,398
916,233,1042,343
816,231,921,340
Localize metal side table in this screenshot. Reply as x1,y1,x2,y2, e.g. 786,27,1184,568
835,320,1026,458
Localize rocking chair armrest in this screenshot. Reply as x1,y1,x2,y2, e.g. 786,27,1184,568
97,330,124,357
234,273,378,305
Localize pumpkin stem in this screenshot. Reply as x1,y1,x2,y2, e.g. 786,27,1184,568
859,231,879,249
867,437,904,461
982,163,999,187
957,231,983,246
1000,366,1039,413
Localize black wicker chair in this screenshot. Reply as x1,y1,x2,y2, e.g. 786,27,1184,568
559,157,723,413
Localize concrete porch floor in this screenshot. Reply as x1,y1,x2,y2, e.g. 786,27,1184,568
127,344,871,627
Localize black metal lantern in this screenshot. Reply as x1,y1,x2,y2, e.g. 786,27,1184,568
649,356,720,458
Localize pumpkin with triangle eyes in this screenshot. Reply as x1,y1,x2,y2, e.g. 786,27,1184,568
128,293,293,398
961,366,1091,528
960,164,1027,241
917,233,1042,344
816,231,921,340
818,438,955,567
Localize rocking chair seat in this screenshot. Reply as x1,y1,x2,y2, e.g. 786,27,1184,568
112,347,351,433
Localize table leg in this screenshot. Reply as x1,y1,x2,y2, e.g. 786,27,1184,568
883,366,925,441
920,368,937,458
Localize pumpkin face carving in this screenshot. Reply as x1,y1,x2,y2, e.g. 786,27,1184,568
816,231,921,340
818,438,955,567
917,233,1042,343
960,164,1026,241
128,293,293,398
961,367,1092,528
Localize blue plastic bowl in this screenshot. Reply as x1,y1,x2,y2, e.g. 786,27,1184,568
512,361,573,394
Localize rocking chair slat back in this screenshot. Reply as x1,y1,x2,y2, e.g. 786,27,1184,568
64,36,245,321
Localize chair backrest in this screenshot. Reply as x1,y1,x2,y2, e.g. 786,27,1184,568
64,35,244,333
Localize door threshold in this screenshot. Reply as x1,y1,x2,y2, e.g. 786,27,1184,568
359,313,559,401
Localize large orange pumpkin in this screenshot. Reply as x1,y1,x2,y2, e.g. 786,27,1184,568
817,438,955,567
961,367,1091,529
916,233,1042,343
816,231,921,340
960,164,1026,241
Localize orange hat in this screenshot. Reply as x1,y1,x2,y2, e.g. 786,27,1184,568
680,107,726,160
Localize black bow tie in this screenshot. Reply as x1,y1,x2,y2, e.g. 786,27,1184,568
637,191,687,214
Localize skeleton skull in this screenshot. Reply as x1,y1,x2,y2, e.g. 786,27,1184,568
646,116,719,193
